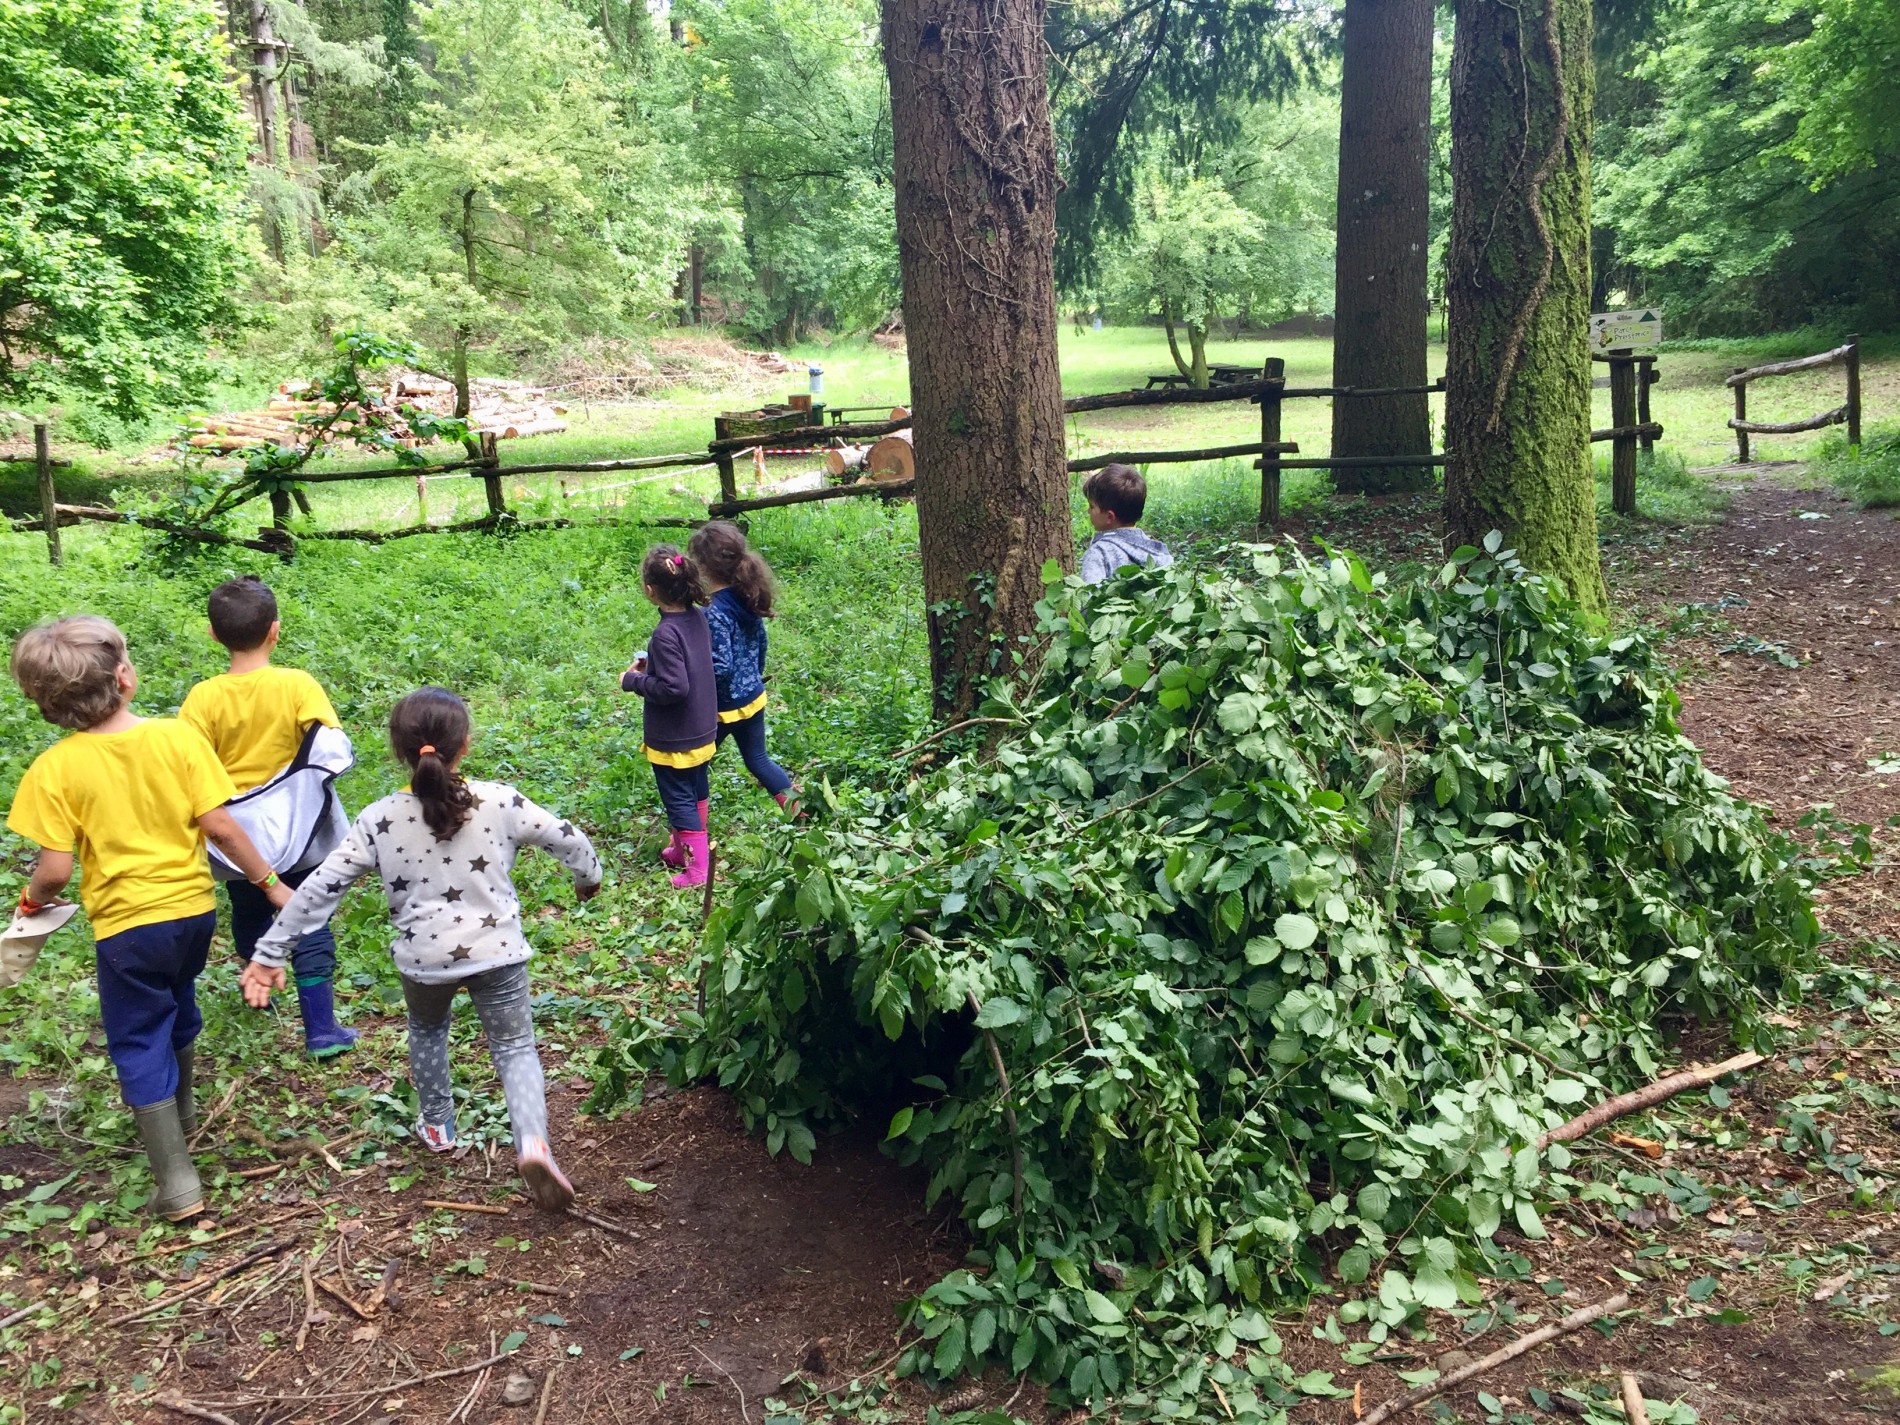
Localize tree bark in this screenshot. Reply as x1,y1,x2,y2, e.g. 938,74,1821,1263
1444,0,1605,622
883,0,1073,718
1331,0,1434,493
1186,321,1210,389
1163,302,1189,378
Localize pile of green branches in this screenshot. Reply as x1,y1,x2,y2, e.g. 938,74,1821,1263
594,539,1816,1417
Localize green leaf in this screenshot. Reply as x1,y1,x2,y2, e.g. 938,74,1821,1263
625,1177,658,1193
885,1107,914,1141
973,997,1026,1028
1544,1079,1589,1105
501,1331,529,1353
1082,1289,1124,1324
1686,1274,1719,1302
1337,1245,1372,1284
1274,912,1318,950
1051,1257,1084,1290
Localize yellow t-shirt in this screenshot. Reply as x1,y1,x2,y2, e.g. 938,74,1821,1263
6,719,237,940
180,665,339,792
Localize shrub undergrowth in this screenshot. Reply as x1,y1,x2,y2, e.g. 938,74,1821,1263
1813,422,1900,508
594,537,1817,1419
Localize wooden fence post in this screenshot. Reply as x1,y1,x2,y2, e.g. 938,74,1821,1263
35,423,61,567
480,432,505,519
1731,369,1750,463
1609,351,1638,516
710,415,739,503
269,488,293,529
1637,356,1657,455
1256,356,1285,530
1846,334,1862,450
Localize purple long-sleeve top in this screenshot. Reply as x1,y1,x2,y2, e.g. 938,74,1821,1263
621,609,717,753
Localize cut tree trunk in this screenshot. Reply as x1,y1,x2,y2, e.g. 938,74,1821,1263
1444,0,1605,622
865,431,916,483
1331,0,1435,494
883,0,1073,718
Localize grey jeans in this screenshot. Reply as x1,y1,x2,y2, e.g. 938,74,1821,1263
400,962,548,1151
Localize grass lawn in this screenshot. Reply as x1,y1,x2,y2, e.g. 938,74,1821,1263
7,326,1893,536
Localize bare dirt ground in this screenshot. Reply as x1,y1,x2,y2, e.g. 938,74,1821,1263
4,466,1898,1425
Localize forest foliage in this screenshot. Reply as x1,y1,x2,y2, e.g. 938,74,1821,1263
592,541,1817,1409
1,0,1892,426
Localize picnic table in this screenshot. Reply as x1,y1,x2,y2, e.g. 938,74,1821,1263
1145,365,1263,391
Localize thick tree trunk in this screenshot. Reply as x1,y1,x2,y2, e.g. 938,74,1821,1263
1332,0,1434,494
884,0,1073,719
1186,322,1210,389
1444,0,1605,621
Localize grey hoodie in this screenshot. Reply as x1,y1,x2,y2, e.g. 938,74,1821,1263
1080,526,1175,585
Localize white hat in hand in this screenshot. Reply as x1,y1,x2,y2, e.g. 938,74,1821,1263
1,902,79,988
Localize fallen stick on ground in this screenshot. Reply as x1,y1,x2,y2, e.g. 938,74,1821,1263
188,1080,243,1147
294,1249,327,1351
531,1363,561,1425
0,1299,51,1331
155,1396,239,1425
104,1241,292,1328
314,1275,376,1320
1359,1292,1631,1425
201,1344,518,1406
566,1205,641,1240
152,1204,318,1256
692,1345,749,1424
422,1199,511,1216
1536,1054,1766,1148
234,1162,285,1179
508,1279,570,1296
1620,1371,1651,1425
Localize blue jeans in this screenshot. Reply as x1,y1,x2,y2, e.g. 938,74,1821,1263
652,761,709,831
228,864,338,984
95,911,216,1108
716,710,792,796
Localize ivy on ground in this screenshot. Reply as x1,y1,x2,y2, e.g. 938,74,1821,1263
594,538,1818,1421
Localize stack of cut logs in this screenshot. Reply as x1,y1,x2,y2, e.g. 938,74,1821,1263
822,407,914,484
185,373,568,453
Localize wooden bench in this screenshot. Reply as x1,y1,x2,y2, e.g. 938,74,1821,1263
1145,372,1191,390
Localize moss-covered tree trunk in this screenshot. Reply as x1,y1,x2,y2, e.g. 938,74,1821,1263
1331,0,1434,494
884,0,1073,717
1444,0,1606,620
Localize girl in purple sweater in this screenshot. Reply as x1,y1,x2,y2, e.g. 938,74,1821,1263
620,546,717,888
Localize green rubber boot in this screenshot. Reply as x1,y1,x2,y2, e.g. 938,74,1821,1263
175,1043,196,1137
133,1097,204,1222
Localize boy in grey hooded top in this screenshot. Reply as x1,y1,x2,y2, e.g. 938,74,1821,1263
1079,463,1174,585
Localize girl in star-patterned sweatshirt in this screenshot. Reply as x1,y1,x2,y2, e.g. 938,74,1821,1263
241,686,602,1211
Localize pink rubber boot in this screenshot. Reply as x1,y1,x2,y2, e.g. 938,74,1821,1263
670,831,710,889
659,829,685,868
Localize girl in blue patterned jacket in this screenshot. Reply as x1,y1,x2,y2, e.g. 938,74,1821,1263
688,522,799,817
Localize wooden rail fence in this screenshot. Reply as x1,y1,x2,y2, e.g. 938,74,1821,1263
1726,336,1862,461
9,352,1696,563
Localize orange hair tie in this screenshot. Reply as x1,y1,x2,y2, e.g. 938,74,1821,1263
418,744,437,756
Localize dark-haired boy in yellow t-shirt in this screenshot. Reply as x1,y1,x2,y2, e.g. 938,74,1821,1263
7,615,291,1221
181,575,355,1057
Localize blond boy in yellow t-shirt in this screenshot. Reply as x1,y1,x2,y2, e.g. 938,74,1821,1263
180,575,356,1057
7,616,290,1221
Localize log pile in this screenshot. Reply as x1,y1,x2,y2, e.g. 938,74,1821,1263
184,374,569,453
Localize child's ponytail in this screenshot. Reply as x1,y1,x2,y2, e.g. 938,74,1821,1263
640,544,708,607
687,520,776,617
389,686,478,840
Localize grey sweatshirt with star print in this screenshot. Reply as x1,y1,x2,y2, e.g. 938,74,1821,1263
253,779,602,984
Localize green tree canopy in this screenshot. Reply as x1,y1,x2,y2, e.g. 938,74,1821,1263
280,0,695,378
1595,0,1900,332
0,0,252,418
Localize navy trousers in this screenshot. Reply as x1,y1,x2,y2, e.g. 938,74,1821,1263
716,710,792,796
228,865,337,984
95,911,217,1108
652,761,710,831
